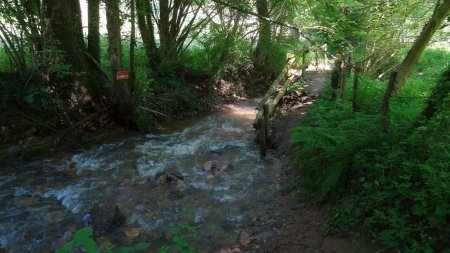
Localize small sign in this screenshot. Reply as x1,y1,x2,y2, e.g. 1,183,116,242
116,71,129,80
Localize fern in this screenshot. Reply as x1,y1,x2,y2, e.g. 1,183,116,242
291,109,381,200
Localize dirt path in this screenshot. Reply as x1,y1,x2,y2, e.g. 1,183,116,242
218,71,380,253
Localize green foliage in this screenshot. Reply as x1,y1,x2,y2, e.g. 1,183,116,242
56,227,99,253
55,227,150,253
291,100,382,200
326,118,450,251
290,49,450,251
104,242,150,253
56,221,197,253
162,223,198,253
182,22,253,79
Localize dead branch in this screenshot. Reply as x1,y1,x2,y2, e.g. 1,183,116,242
54,105,114,145
139,106,172,119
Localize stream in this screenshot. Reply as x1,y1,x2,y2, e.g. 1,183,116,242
0,99,282,252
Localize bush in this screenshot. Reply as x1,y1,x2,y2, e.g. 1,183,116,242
290,49,450,252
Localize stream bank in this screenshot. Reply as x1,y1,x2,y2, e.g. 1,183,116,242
222,71,387,253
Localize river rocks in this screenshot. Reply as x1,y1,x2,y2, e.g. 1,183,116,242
153,171,187,198
155,172,168,186
169,172,184,181
122,227,141,239
202,160,234,176
202,161,217,171
169,177,187,198
220,163,234,171
89,203,125,234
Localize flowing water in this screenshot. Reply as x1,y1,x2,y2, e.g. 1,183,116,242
0,99,282,252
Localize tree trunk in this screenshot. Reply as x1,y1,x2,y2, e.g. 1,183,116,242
86,0,104,103
106,0,133,125
159,0,172,63
395,0,450,90
330,60,341,100
352,65,360,113
380,0,450,131
254,0,271,73
339,62,347,99
88,0,101,63
136,0,159,69
380,72,398,132
339,53,352,99
130,0,136,94
42,0,88,100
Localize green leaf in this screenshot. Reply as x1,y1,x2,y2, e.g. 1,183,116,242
134,242,150,251
158,246,169,253
56,241,74,253
73,227,94,241
72,227,99,253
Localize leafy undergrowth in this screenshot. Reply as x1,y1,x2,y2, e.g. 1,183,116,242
290,49,450,252
56,223,197,253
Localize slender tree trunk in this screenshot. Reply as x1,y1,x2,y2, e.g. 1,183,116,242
0,24,27,75
381,72,398,132
330,59,341,100
395,0,450,91
339,53,352,99
106,0,133,125
88,0,101,63
159,0,171,62
380,0,450,131
129,0,136,94
136,0,159,69
254,0,271,73
352,65,360,113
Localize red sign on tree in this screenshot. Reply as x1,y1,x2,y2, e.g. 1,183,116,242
116,71,129,80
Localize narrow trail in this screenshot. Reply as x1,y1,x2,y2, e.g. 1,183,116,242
220,71,377,253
